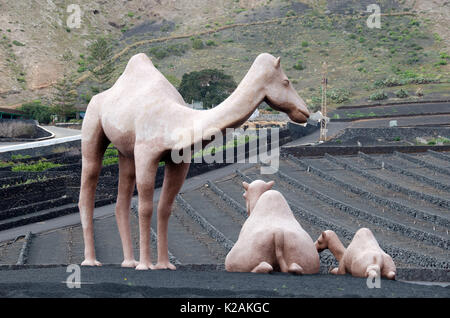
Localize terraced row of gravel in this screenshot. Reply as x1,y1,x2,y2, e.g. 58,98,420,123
1,151,448,271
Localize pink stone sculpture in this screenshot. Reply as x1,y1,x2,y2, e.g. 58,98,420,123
78,53,309,270
315,228,396,280
225,180,320,274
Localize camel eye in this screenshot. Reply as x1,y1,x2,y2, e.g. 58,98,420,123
283,79,289,86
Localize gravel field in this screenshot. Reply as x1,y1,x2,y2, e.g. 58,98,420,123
0,266,448,298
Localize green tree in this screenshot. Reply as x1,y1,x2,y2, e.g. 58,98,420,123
53,74,77,121
178,69,237,108
19,100,53,124
88,37,115,85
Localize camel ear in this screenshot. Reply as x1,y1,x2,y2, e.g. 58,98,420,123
266,180,275,189
242,181,249,190
274,56,281,68
321,231,327,239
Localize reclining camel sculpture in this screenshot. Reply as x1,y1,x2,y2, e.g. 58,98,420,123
314,228,396,280
78,52,310,269
225,180,319,274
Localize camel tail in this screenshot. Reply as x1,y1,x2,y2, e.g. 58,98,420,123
274,230,288,272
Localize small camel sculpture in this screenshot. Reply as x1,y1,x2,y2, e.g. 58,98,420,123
314,228,396,280
78,53,310,269
225,180,320,274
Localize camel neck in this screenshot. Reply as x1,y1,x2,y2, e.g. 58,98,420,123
326,232,346,262
197,65,265,132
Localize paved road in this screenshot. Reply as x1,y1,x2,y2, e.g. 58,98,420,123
42,125,81,138
0,125,81,148
350,114,450,128
0,265,448,298
284,121,351,147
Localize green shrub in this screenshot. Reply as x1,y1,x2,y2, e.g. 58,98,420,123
149,47,168,59
328,88,350,104
102,156,118,166
395,89,408,98
12,40,25,46
12,160,62,172
192,38,204,50
301,41,309,47
104,147,118,158
205,40,217,46
11,154,31,160
293,59,305,70
357,66,366,72
409,19,420,26
369,91,388,101
149,43,188,60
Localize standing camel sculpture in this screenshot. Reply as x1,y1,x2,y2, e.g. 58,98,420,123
78,52,310,270
314,228,396,280
225,180,320,274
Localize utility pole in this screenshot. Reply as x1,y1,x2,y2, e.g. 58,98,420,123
319,61,328,142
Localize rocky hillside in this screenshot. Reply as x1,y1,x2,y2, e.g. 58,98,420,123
0,0,449,110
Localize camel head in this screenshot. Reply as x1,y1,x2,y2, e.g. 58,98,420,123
314,230,333,252
242,180,275,216
257,53,310,123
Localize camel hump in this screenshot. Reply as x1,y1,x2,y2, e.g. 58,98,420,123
257,190,290,213
355,227,375,239
129,53,153,65
259,189,285,202
123,53,155,75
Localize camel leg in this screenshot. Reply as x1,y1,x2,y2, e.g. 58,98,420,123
134,148,159,270
116,153,138,268
330,263,346,275
288,263,304,275
78,114,109,266
330,267,339,275
154,161,190,270
251,262,273,273
381,254,396,280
